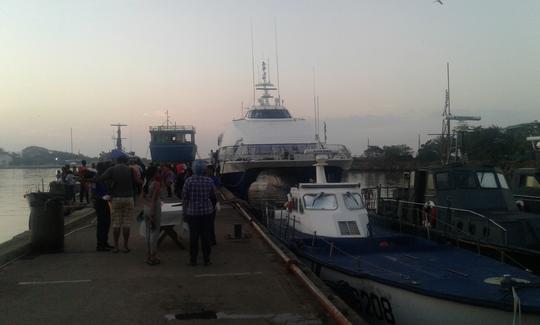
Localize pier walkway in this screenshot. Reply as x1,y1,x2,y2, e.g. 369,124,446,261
0,204,344,324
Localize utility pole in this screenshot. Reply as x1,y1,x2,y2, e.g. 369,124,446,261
70,128,73,154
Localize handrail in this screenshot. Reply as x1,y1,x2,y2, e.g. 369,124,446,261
381,198,508,235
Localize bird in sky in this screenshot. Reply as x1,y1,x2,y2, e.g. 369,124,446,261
434,0,443,4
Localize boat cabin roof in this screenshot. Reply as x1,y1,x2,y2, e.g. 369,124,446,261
298,183,360,189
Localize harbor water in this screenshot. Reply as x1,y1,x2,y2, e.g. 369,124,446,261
0,168,57,244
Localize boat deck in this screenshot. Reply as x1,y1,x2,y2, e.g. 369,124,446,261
0,204,342,324
295,234,540,313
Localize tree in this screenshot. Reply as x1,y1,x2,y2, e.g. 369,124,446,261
417,138,441,162
363,145,384,158
382,144,413,160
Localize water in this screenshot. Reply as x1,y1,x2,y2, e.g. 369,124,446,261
0,168,57,244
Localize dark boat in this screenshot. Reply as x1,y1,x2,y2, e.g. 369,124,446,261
511,136,540,214
367,164,540,272
265,153,540,325
149,112,196,163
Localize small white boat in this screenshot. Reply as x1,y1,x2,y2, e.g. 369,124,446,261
268,150,540,325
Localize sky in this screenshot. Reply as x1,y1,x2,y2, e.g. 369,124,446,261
0,0,539,157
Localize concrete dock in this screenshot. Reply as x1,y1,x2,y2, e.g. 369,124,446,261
0,203,361,324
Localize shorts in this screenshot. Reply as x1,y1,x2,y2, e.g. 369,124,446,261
111,197,134,228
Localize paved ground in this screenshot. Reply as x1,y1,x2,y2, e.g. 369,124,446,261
0,204,334,325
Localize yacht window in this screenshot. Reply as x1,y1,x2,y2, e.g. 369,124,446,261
497,173,510,189
435,173,451,189
455,172,477,189
303,193,337,210
343,192,364,210
247,109,292,119
476,172,498,188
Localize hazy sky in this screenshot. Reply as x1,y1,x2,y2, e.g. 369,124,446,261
1,1,539,157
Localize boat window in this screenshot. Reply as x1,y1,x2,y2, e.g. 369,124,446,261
343,192,364,210
435,173,451,189
454,172,477,189
303,193,338,210
409,171,415,188
426,173,435,191
497,173,509,189
476,172,498,188
521,175,540,189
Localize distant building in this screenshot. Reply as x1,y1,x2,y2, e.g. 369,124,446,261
0,152,13,166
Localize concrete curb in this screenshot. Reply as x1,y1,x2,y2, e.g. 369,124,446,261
0,208,96,267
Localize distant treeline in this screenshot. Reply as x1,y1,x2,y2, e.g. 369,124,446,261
360,123,539,167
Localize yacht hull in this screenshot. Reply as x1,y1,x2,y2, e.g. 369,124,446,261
220,163,348,200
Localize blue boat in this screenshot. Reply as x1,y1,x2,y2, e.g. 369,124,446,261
266,150,540,324
149,113,196,163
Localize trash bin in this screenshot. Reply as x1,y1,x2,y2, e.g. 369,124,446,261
27,192,64,253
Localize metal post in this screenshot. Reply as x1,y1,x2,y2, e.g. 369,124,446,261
329,242,334,257
292,215,296,239
312,231,317,247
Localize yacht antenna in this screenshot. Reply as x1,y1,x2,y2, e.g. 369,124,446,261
313,68,319,142
274,19,281,103
250,20,256,106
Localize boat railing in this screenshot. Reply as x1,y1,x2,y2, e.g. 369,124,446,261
149,125,195,132
218,143,351,162
361,185,405,211
514,194,540,202
261,204,363,264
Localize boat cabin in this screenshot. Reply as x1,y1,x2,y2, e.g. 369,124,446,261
149,125,197,163
401,164,516,212
281,183,370,238
511,168,540,213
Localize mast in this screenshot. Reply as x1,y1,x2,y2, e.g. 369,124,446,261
111,123,127,151
440,63,480,164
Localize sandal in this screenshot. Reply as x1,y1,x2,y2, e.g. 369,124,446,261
112,248,120,253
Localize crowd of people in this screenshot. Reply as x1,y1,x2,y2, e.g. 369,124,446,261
72,156,221,267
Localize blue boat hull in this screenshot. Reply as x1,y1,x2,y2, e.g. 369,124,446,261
277,230,540,324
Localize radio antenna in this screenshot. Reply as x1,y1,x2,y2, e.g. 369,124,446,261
274,18,281,102
250,20,256,106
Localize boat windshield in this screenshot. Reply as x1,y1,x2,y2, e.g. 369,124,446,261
303,193,337,210
246,109,292,119
343,192,364,210
497,173,509,189
476,172,498,189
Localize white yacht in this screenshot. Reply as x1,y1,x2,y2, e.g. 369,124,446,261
217,61,352,200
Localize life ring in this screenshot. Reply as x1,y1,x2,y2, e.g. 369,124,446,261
422,201,437,227
286,200,294,212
